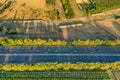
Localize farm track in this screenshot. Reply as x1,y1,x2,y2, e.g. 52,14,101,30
113,71,120,80
69,0,84,18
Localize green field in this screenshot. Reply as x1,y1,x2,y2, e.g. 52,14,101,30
60,0,120,18
0,71,111,80
79,0,120,14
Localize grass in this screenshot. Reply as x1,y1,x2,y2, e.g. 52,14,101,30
79,0,120,14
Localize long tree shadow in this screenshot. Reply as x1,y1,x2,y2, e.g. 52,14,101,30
93,21,118,40
113,13,120,19
112,21,120,30
1,19,119,40
0,20,64,40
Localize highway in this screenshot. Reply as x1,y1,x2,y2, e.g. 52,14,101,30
0,46,120,63
0,46,120,54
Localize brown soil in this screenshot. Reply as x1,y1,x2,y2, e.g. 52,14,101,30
0,0,56,21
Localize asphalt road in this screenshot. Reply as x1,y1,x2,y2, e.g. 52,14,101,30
0,46,120,63
0,46,120,54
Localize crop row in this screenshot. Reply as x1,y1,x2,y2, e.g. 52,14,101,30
0,78,111,80
0,71,111,80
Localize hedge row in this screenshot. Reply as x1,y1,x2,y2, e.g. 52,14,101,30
0,37,120,46
0,62,120,71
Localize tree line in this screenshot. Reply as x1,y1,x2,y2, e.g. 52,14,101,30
0,37,120,46
0,62,120,71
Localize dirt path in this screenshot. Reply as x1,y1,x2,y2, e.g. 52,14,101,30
69,0,84,18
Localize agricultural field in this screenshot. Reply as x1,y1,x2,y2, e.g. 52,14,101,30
0,0,120,80
0,0,57,21
0,71,111,80
0,62,119,79
0,0,120,20
79,0,120,15
60,0,120,18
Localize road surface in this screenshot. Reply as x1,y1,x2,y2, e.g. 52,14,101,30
0,46,120,63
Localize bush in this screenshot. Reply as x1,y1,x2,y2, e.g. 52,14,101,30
46,0,55,5
3,26,9,34
61,0,74,19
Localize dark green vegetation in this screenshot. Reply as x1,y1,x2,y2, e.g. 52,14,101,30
0,71,111,80
61,0,74,19
46,0,55,5
0,62,120,71
0,37,120,46
2,26,20,34
80,0,120,14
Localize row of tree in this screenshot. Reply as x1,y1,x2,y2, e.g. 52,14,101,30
1,62,120,71
0,37,120,46
61,0,74,19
